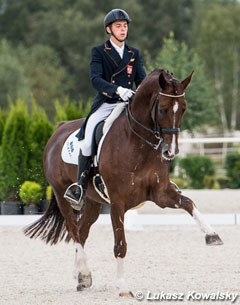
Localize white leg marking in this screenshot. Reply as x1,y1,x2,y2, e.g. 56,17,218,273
192,207,215,235
73,243,90,279
116,257,128,293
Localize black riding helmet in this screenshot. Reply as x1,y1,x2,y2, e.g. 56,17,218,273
104,9,131,31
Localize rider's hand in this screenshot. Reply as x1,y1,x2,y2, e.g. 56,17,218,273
117,86,135,101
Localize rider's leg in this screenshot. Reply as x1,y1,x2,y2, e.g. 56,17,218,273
64,102,117,208
64,150,92,206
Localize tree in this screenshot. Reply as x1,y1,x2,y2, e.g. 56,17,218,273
27,101,54,188
17,44,73,116
135,0,196,56
0,39,30,107
146,33,219,131
54,98,91,123
194,1,240,133
0,100,29,200
0,0,197,104
0,108,7,145
0,0,42,44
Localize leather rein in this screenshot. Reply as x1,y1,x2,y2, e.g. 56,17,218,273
126,91,185,150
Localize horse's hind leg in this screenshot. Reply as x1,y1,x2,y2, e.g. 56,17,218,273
178,195,223,245
74,198,102,291
51,188,96,290
53,188,80,242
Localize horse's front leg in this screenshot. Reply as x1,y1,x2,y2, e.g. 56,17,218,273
155,186,223,245
110,203,133,297
179,195,223,245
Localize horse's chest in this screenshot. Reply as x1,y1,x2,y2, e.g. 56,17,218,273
128,169,165,188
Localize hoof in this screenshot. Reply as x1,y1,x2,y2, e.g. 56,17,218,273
76,283,84,291
205,234,224,246
76,272,92,291
119,291,134,298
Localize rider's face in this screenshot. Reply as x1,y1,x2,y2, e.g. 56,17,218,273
107,20,128,45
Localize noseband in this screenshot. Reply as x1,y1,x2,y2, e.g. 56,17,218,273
152,91,185,135
126,91,185,150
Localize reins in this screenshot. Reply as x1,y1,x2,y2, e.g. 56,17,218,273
126,101,162,150
126,90,184,150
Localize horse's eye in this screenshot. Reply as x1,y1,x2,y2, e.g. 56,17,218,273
159,109,167,116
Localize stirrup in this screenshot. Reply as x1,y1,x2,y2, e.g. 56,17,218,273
64,183,84,211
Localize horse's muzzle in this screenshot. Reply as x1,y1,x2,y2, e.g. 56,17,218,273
161,142,179,161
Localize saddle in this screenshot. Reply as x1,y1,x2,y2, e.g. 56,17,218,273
61,103,126,165
91,121,104,157
61,102,127,203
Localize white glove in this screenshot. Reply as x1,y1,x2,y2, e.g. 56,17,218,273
117,86,135,101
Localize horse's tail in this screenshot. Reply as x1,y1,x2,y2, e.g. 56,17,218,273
23,191,71,245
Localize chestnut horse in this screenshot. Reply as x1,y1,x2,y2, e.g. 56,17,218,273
24,69,223,296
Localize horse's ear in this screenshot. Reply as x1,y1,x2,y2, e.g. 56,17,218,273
159,72,169,90
181,71,194,90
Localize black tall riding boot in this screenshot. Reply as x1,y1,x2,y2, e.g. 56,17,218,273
64,151,92,209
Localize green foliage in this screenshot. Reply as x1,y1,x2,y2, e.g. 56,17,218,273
170,177,187,189
179,155,215,189
19,181,42,206
0,100,29,200
225,153,240,188
194,1,240,131
17,44,73,117
146,33,219,131
27,101,54,187
0,39,31,107
0,0,197,106
216,175,231,189
0,109,7,145
0,0,239,133
54,99,91,123
46,185,52,202
203,176,220,189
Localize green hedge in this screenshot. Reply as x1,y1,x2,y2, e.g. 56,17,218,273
0,101,29,200
27,102,54,188
0,109,7,145
225,153,240,188
0,100,54,200
54,98,90,123
0,99,89,201
19,180,42,206
179,155,215,189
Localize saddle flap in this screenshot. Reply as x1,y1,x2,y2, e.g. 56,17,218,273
91,121,104,157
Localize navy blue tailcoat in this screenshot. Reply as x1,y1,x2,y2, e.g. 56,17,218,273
77,40,146,140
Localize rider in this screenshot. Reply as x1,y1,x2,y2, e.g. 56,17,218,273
64,8,146,208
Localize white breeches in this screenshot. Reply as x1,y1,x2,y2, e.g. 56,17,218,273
79,102,118,156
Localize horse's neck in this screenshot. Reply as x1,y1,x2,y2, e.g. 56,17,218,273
130,94,153,128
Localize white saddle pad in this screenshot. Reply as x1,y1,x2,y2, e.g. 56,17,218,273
61,103,126,165
61,129,80,164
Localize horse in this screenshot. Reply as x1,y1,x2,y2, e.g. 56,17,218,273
24,68,223,297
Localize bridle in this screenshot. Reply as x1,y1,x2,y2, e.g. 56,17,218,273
126,91,185,150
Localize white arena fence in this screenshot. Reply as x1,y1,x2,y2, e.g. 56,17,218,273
0,211,239,231
178,136,240,160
